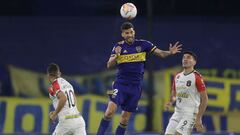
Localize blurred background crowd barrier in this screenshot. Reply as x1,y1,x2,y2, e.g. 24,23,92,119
0,66,240,134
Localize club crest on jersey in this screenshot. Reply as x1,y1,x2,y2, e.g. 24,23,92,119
186,80,192,86
136,46,142,52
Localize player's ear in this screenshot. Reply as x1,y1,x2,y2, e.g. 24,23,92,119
58,71,62,76
193,60,197,66
121,32,124,38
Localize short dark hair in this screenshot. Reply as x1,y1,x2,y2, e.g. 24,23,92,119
121,22,134,31
183,51,197,61
47,63,60,76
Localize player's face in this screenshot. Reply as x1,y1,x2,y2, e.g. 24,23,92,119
121,28,135,43
182,54,196,68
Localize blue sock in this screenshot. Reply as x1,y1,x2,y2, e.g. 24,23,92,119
116,123,127,135
96,117,111,135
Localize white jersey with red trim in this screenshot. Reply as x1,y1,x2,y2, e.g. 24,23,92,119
172,70,206,114
48,77,79,121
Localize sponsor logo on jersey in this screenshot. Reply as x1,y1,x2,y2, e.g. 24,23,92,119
177,92,189,98
117,52,146,64
176,86,188,90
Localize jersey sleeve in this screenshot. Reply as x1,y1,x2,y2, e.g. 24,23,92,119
143,40,157,53
194,72,206,92
48,80,61,96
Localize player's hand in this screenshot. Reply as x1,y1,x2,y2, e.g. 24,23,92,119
169,41,182,55
195,118,205,132
115,46,122,56
164,102,172,111
49,111,57,123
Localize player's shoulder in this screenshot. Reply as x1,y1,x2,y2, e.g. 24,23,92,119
174,71,183,78
52,79,59,86
174,71,183,76
193,70,204,78
52,79,61,91
135,39,151,43
136,39,154,47
116,40,124,45
60,77,74,88
112,41,124,47
54,77,68,86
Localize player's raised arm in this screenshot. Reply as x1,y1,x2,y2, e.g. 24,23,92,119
152,41,182,58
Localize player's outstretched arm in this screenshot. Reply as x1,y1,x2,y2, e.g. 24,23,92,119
195,91,208,132
152,41,182,58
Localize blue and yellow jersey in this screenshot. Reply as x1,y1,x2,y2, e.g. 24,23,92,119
111,39,157,83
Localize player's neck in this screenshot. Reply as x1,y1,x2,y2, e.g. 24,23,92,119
183,68,194,75
50,76,60,83
125,40,135,45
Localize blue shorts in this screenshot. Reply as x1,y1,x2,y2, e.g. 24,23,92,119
109,81,142,112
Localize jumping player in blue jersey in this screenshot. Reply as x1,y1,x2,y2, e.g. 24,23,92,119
97,22,182,135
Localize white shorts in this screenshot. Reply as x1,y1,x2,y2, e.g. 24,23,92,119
53,116,86,135
165,112,196,135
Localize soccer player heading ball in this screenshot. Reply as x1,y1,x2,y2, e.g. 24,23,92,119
97,22,182,135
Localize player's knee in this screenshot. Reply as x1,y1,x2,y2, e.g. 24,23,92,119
104,101,117,118
104,109,115,118
120,114,130,124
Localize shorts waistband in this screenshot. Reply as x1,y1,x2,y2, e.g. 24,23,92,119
64,114,80,119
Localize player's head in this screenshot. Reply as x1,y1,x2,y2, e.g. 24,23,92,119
121,22,135,44
182,51,197,68
47,63,61,82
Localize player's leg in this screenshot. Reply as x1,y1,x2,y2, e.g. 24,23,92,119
73,126,87,135
96,101,118,135
105,101,118,118
115,83,141,135
175,114,195,135
72,116,87,135
115,111,132,135
165,112,181,135
52,122,71,135
97,81,122,135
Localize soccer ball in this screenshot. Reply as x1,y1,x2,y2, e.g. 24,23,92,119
120,3,137,20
